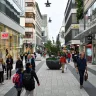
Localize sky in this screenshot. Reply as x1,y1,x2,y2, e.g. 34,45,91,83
36,0,68,40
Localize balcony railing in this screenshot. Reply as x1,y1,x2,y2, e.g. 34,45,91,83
25,7,36,14
25,0,35,3
25,18,35,24
25,28,35,33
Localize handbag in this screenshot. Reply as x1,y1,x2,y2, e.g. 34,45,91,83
84,72,88,81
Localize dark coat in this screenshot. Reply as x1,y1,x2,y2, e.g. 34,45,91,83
23,69,39,91
6,58,13,69
16,60,23,69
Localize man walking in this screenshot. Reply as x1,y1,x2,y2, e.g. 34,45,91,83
76,52,87,89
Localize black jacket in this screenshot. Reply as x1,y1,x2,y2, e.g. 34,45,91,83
6,58,13,69
23,69,39,91
16,60,23,69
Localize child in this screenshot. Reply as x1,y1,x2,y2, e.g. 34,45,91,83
0,58,4,85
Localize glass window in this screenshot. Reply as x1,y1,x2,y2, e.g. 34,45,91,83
72,14,77,23
25,12,35,19
25,2,35,7
25,23,35,28
25,32,32,38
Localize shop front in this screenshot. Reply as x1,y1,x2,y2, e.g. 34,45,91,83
0,24,20,61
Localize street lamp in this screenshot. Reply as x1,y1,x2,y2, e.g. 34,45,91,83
45,0,51,7
48,17,52,23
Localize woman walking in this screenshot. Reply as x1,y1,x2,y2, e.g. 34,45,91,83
0,58,4,85
6,54,13,80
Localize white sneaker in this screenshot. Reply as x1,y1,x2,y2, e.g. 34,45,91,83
1,82,4,85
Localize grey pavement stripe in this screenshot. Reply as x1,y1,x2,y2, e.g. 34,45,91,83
88,67,96,76
68,64,96,96
4,61,45,96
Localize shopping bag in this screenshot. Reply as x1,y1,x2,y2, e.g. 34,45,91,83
84,72,88,81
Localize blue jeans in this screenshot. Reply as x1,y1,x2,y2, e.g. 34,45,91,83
68,58,70,63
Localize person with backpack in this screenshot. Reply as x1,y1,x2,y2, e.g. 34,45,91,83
23,63,40,96
76,52,87,89
0,58,4,85
13,68,23,96
59,55,66,73
6,54,13,80
16,57,23,71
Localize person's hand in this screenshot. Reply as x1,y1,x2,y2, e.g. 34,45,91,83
38,83,40,86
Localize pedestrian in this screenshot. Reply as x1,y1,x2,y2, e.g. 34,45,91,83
0,58,4,85
59,55,66,73
67,52,71,63
20,53,23,61
33,52,37,59
23,63,40,96
16,57,23,71
13,68,23,96
27,54,35,71
6,54,13,80
2,58,6,73
73,51,78,68
76,52,87,89
25,53,28,63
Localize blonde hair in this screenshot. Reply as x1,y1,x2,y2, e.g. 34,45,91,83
17,56,21,60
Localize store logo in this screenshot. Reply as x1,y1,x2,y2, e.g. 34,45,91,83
1,32,9,39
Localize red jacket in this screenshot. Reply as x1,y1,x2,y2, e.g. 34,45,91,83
67,53,71,58
60,57,66,63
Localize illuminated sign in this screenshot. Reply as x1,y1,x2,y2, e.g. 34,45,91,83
1,32,9,39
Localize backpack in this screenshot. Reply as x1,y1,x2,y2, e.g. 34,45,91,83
12,73,23,88
23,72,35,91
13,73,20,86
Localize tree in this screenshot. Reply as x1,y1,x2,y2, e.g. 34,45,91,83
44,40,52,53
75,0,83,20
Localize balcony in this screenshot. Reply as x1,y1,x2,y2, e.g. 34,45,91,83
25,7,36,14
25,18,35,24
25,28,35,33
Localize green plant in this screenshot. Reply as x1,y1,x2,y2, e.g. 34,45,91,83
75,0,83,20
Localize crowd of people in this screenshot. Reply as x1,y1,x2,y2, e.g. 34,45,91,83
0,50,88,96
0,52,40,96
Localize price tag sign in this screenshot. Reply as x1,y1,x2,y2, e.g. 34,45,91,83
1,32,9,39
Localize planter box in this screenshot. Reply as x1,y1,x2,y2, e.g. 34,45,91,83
46,59,61,69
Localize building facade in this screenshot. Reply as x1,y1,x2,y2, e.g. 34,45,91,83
24,0,36,53
65,0,80,51
42,14,48,43
0,0,25,60
74,0,96,63
35,2,43,52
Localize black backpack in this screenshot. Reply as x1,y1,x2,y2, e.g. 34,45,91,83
23,71,35,91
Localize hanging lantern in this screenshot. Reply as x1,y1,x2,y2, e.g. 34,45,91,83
48,17,52,23
45,0,51,7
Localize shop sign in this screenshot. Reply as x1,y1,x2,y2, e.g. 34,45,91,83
71,24,79,29
1,32,9,39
